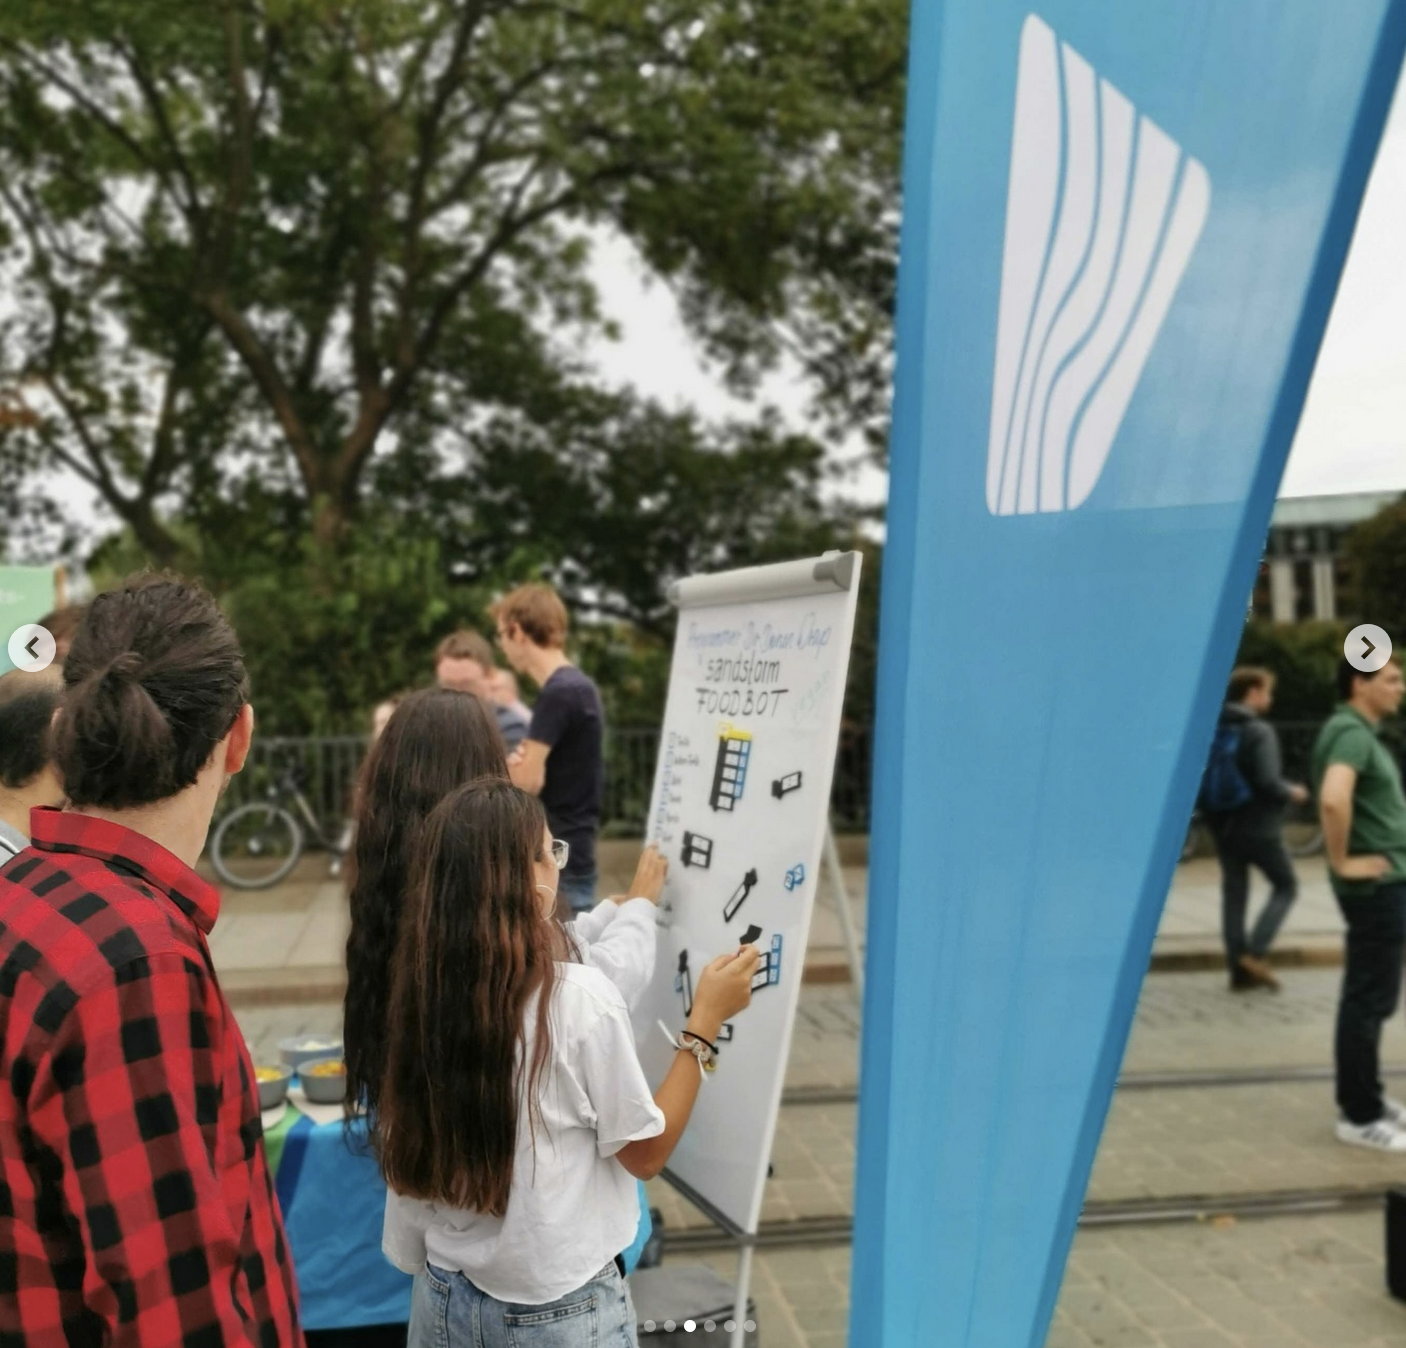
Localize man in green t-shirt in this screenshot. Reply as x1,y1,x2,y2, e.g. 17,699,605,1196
1312,654,1406,1152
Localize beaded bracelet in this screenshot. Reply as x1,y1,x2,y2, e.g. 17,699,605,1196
657,1021,717,1079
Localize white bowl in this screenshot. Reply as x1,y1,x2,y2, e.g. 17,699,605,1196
278,1035,343,1071
298,1055,347,1105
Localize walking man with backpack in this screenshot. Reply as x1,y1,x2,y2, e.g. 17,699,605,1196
1201,666,1308,991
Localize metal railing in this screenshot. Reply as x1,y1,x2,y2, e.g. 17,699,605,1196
218,724,875,843
218,718,1396,847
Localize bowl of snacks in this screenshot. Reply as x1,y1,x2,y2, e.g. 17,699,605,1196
255,1065,291,1111
298,1056,347,1105
278,1035,343,1072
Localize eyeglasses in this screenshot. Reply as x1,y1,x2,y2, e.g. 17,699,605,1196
548,838,570,870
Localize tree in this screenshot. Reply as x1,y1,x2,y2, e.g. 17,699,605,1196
1343,495,1406,642
0,0,905,556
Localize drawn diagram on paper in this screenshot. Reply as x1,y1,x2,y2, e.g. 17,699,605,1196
710,725,753,812
752,935,783,992
723,868,759,923
772,771,803,800
681,831,714,869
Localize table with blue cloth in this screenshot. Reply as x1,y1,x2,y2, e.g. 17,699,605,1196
262,1096,654,1344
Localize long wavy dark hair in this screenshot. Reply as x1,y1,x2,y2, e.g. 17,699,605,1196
343,688,508,1132
378,780,559,1215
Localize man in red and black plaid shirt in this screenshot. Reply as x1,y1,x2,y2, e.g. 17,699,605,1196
0,576,302,1346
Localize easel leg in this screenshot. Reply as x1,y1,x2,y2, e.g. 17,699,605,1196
824,825,864,1002
729,1243,755,1348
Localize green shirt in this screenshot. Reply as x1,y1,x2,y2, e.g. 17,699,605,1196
1311,704,1406,895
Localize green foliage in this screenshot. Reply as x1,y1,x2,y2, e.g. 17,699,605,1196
1342,496,1406,640
1234,620,1345,722
0,0,901,731
83,386,865,732
0,0,904,555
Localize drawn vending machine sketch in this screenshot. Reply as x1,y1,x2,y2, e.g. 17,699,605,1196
772,771,802,800
753,935,783,992
681,831,714,868
723,868,759,923
710,725,753,812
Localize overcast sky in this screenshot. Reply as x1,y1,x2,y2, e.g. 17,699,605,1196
589,81,1406,507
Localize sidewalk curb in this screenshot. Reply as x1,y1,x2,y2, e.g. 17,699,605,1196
218,942,1346,1005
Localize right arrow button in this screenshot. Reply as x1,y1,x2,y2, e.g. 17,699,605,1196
1345,624,1392,675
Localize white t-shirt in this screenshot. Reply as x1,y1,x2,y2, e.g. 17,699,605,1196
568,897,657,1010
382,961,665,1304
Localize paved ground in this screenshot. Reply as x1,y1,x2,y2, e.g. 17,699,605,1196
235,966,1406,1346
225,845,1406,1346
683,1210,1406,1348
208,846,1344,1002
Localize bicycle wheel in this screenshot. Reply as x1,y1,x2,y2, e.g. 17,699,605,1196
210,803,304,889
1287,827,1324,858
1283,799,1323,858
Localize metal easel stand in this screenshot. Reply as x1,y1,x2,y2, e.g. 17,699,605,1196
659,1169,759,1348
823,824,865,1002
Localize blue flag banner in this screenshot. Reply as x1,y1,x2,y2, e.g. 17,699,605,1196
854,5,1406,1347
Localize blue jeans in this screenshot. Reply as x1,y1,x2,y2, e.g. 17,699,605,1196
409,1260,636,1348
557,870,598,915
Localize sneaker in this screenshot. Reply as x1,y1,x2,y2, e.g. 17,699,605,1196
1335,1117,1406,1152
1383,1097,1406,1127
1237,953,1281,991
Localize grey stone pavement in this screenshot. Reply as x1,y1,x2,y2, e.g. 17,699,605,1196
225,852,1406,1347
205,846,1346,1000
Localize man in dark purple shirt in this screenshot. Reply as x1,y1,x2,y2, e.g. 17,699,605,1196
492,584,604,916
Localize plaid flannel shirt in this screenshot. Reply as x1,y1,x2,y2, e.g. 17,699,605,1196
0,808,302,1347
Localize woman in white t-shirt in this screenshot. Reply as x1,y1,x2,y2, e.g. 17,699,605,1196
378,777,758,1347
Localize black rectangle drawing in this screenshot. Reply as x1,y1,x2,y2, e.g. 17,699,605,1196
675,950,693,1018
681,831,714,869
771,771,802,800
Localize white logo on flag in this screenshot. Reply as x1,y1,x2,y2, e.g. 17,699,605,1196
987,15,1211,516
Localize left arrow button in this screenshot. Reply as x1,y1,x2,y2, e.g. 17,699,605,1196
7,624,57,673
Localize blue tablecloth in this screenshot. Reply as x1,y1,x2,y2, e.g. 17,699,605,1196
272,1110,653,1331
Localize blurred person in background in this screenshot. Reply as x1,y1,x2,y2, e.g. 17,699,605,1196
493,584,605,917
489,666,532,724
1314,654,1406,1153
34,602,87,664
434,629,530,751
371,692,405,742
1202,666,1307,992
0,667,65,861
0,576,301,1342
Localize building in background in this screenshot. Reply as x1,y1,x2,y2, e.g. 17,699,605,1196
1251,490,1401,623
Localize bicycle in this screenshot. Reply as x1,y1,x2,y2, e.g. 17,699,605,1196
210,762,351,890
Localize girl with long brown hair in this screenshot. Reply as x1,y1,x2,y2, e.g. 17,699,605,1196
379,779,758,1347
345,688,669,1136
344,687,510,1129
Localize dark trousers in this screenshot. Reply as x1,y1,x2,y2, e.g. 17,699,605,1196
1213,828,1298,975
1334,883,1406,1125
